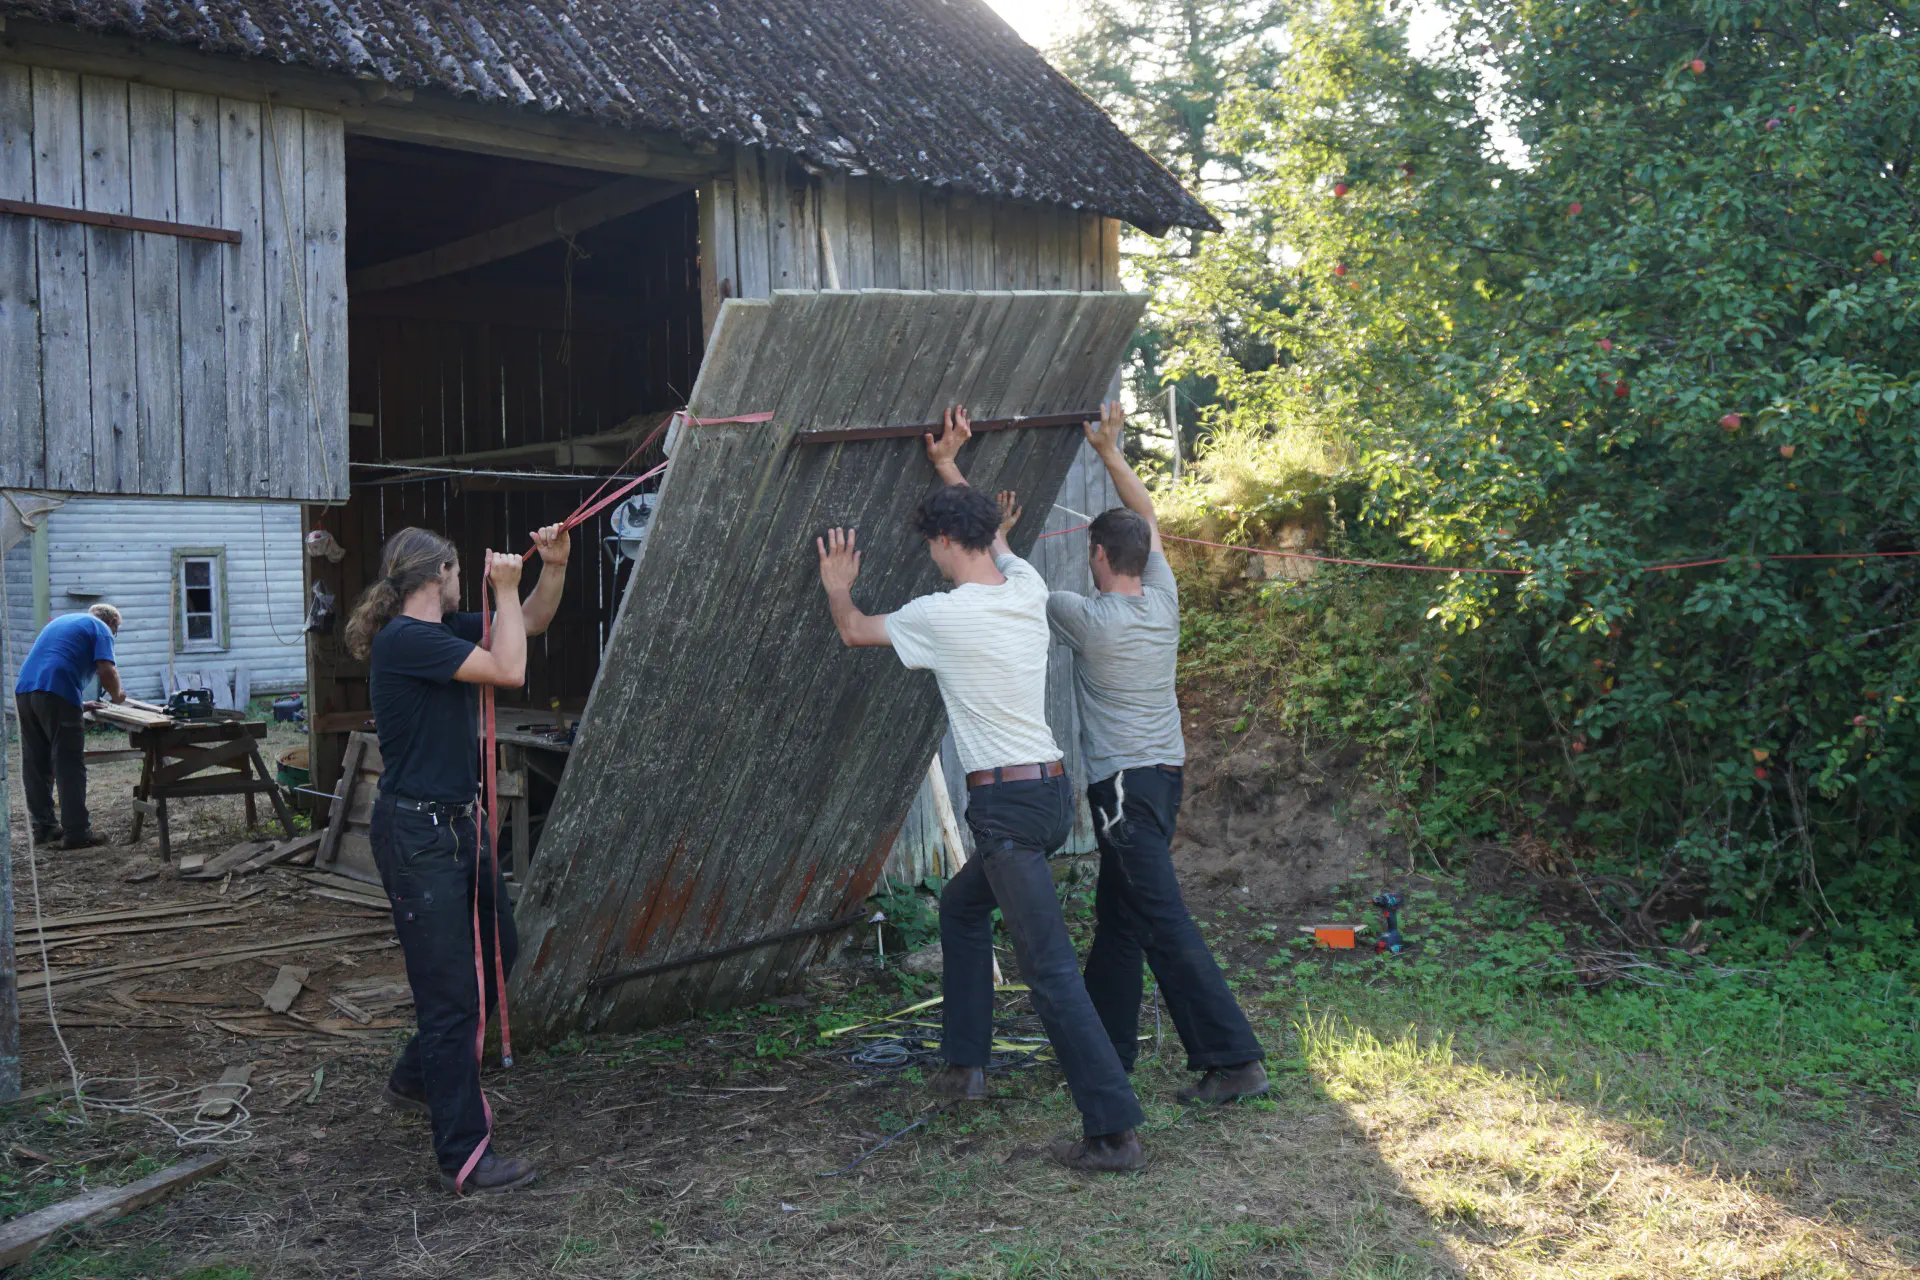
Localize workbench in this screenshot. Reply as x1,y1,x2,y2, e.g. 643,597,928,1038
127,719,295,861
493,709,575,880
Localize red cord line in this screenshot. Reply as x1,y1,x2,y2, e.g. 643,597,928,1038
1037,523,1920,576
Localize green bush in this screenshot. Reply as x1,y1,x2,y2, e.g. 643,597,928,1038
1165,0,1920,919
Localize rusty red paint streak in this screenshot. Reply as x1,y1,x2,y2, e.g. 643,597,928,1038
789,863,819,916
837,823,902,912
623,837,697,957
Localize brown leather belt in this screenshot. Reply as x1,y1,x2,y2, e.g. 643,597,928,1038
966,760,1067,788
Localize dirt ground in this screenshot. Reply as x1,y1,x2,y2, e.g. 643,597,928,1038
2,709,1913,1279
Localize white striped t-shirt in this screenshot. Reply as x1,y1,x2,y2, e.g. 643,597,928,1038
884,553,1062,775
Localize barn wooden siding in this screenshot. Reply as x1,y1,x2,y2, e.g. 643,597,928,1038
0,62,348,501
708,151,1125,880
510,288,1147,1038
0,497,306,701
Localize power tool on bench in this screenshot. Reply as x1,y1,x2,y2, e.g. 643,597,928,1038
1372,892,1405,955
165,688,215,721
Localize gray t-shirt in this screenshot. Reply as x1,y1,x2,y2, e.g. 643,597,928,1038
1046,551,1185,783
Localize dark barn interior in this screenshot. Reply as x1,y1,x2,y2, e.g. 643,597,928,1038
303,139,704,803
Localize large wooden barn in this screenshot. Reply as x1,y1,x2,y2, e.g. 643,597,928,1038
0,0,1215,1025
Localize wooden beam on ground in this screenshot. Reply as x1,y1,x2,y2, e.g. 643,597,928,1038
262,966,308,1014
196,1065,252,1121
0,1154,228,1269
348,177,689,294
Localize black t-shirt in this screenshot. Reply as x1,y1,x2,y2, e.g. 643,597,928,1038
369,612,483,803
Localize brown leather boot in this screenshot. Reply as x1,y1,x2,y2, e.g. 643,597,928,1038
928,1063,987,1101
1048,1129,1146,1173
1175,1061,1270,1105
440,1151,537,1195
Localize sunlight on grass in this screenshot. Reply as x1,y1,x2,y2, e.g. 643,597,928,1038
1298,1014,1905,1279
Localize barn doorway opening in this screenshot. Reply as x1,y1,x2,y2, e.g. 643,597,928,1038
303,137,703,864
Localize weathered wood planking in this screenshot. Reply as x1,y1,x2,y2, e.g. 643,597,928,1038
511,289,1147,1038
0,62,42,489
0,62,346,500
703,163,1135,866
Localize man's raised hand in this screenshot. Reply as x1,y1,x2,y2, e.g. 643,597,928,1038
530,522,572,565
485,549,524,592
996,490,1022,536
1082,400,1125,457
817,527,862,593
924,405,972,482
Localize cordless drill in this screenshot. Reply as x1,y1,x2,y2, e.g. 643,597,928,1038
1372,892,1405,955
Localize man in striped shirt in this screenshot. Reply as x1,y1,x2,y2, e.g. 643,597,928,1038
817,407,1147,1173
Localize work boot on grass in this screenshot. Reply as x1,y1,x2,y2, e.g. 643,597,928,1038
29,826,62,846
61,831,104,850
1048,1130,1146,1174
1175,1061,1270,1105
928,1064,987,1101
383,1078,431,1116
440,1152,536,1195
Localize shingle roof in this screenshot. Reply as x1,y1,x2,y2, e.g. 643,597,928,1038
5,0,1217,232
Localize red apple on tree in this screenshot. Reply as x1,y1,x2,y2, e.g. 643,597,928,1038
1689,58,1706,73
1614,380,1629,398
1334,182,1349,197
1719,412,1742,430
1765,117,1781,130
1568,202,1583,216
1854,715,1868,726
1570,740,1586,755
1599,338,1614,352
1779,444,1795,458
1753,766,1768,781
1333,263,1348,277
1873,250,1888,265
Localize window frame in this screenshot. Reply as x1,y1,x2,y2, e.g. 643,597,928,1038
171,546,230,654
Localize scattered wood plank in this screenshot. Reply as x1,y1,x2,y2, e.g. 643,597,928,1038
122,868,161,885
130,991,238,1005
19,916,245,949
177,854,207,875
326,995,372,1024
305,870,384,895
307,889,390,914
261,966,308,1014
0,1154,228,1269
18,927,394,997
210,1019,300,1040
196,1064,251,1121
19,901,241,931
235,832,322,874
183,840,274,880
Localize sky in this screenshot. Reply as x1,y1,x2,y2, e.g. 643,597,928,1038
982,0,1453,59
981,0,1077,47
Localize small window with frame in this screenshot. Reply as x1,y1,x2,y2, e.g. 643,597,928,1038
172,548,229,653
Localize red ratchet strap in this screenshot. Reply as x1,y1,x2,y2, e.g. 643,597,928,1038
516,410,776,564
1038,524,1920,577
457,406,771,1193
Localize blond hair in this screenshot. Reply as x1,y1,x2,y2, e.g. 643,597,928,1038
88,602,122,632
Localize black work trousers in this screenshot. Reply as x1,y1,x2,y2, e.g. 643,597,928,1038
15,691,88,839
1084,767,1264,1073
939,771,1144,1138
371,794,518,1175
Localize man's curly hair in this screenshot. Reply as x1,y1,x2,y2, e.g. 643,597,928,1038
910,486,1000,551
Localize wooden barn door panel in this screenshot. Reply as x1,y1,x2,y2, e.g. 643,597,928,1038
511,288,1146,1039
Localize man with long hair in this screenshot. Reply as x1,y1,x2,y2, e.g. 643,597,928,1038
816,408,1147,1173
344,521,570,1194
1040,405,1267,1105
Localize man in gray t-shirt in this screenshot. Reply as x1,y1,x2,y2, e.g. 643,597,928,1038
1041,403,1267,1106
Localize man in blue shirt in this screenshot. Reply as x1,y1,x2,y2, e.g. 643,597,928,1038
14,603,125,848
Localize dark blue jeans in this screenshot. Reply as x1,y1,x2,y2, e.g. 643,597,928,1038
1084,767,1263,1072
16,692,87,838
371,794,518,1174
940,772,1144,1137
